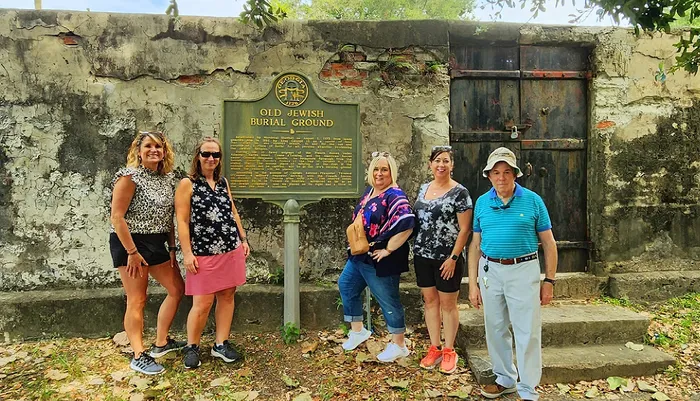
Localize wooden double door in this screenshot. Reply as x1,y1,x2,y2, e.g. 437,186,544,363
450,44,591,272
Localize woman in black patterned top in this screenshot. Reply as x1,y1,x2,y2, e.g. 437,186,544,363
109,131,185,375
413,146,473,374
175,137,249,369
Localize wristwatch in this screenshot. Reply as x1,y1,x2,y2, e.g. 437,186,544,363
450,254,459,261
543,277,556,286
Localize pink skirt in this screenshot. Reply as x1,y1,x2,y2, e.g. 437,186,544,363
185,246,247,296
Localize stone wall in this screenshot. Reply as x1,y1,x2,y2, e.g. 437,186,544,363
0,10,698,291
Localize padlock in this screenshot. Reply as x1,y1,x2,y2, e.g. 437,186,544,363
510,126,519,139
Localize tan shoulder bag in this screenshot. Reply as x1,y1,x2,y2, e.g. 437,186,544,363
346,202,370,255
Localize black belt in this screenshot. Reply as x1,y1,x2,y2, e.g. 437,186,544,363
482,252,538,265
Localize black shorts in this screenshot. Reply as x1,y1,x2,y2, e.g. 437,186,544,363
109,232,171,268
414,254,464,293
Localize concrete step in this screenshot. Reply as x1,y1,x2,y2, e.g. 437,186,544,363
608,271,700,302
457,303,649,348
456,272,606,301
466,344,675,385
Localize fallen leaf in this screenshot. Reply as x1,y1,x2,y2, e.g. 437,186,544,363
281,373,299,388
113,331,130,347
651,392,671,401
386,378,409,389
46,369,69,381
396,357,410,368
237,367,253,377
447,386,472,399
606,376,627,390
152,380,172,390
556,383,571,394
193,395,214,401
111,370,130,383
247,390,259,400
424,389,442,398
143,389,161,400
129,376,151,390
88,377,105,386
625,341,644,351
210,377,231,387
365,340,383,356
300,341,318,354
355,352,369,364
229,391,250,401
130,394,145,401
638,381,658,393
585,387,600,398
0,356,17,367
292,393,313,401
621,379,635,392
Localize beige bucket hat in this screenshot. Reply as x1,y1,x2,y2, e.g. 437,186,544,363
482,147,523,178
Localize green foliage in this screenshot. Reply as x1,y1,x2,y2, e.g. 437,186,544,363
335,296,343,310
280,322,301,344
276,0,475,20
165,0,179,18
338,323,350,336
269,267,284,285
597,295,639,309
240,0,288,29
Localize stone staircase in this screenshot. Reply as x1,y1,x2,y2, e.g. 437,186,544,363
455,274,676,385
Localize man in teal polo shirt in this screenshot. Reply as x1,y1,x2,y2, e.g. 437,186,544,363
468,147,558,401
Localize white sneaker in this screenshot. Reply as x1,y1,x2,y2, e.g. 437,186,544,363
377,342,410,363
342,328,371,351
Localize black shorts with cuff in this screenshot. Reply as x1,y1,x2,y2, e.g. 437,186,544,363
414,254,464,293
109,232,171,268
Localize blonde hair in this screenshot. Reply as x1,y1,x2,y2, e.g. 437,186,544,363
125,131,174,174
188,137,223,182
366,152,398,188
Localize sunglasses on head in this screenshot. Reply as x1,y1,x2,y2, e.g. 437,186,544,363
139,131,164,139
371,151,390,158
432,145,452,152
199,151,222,159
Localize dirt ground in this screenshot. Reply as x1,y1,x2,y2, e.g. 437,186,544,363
1,295,699,401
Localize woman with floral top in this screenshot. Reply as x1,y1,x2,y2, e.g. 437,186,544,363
109,131,185,375
338,152,416,363
175,137,250,369
413,146,473,374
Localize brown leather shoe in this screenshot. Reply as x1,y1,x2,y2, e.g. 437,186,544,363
480,383,517,399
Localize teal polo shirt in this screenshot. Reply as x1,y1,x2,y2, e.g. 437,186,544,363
473,183,552,259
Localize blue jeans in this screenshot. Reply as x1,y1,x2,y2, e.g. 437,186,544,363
338,258,405,334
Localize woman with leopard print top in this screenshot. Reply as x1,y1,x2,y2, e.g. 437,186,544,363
109,131,185,375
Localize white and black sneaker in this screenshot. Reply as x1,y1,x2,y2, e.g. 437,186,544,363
130,352,165,375
149,337,186,358
211,340,242,363
183,344,201,369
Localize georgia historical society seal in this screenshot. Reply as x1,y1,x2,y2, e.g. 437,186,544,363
275,73,309,108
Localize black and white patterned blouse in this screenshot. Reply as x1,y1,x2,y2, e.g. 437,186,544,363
110,166,176,234
189,177,241,256
413,183,473,260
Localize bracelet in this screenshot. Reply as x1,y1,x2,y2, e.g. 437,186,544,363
168,246,177,252
127,248,138,256
385,248,394,254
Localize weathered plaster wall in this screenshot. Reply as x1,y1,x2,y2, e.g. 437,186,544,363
0,11,450,290
0,11,698,290
589,29,700,273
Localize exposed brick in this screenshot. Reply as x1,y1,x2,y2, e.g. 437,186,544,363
320,69,332,78
177,75,205,85
62,36,78,46
596,120,616,129
340,79,363,88
341,51,367,62
331,62,353,71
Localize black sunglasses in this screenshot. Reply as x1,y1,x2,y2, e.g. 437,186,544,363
199,151,222,159
371,151,390,158
431,145,452,152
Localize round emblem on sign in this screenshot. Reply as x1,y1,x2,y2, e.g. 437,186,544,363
275,73,309,108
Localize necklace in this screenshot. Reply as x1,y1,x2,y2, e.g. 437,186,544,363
430,182,450,196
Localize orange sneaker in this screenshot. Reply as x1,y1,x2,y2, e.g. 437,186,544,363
440,348,458,374
419,345,443,369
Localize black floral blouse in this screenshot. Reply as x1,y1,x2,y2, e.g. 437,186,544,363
189,177,241,256
413,183,472,260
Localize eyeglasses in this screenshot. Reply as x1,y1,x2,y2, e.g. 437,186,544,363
199,151,222,159
432,145,452,152
371,151,390,158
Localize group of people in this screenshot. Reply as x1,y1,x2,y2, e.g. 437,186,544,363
110,132,247,375
110,130,557,401
339,147,557,401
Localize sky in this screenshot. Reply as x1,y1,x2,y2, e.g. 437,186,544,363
0,0,625,27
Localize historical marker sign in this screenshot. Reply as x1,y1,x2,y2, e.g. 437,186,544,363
223,72,362,201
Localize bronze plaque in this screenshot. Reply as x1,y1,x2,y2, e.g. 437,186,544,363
223,72,362,201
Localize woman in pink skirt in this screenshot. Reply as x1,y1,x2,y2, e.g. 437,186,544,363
175,137,249,369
